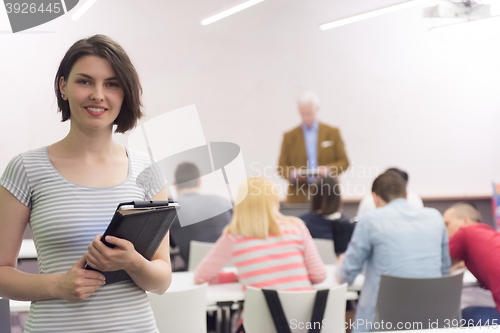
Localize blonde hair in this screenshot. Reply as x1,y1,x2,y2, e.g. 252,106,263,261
224,177,301,239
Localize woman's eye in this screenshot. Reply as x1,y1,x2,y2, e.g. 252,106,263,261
107,82,120,88
77,80,90,85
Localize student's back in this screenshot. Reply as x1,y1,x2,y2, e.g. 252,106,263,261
193,177,327,290
363,199,448,278
170,193,232,268
338,171,450,333
300,212,355,255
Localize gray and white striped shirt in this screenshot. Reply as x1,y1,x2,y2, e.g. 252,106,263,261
0,146,165,332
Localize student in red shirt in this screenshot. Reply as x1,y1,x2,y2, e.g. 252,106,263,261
443,203,500,326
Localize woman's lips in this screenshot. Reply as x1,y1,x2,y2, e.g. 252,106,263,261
85,106,107,116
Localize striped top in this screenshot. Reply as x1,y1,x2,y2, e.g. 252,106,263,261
194,221,327,291
0,146,165,333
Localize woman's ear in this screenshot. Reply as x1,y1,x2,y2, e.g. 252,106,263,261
59,76,67,99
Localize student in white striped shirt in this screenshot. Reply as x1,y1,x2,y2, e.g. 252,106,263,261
0,35,170,332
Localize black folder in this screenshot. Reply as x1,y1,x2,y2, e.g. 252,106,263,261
86,200,179,285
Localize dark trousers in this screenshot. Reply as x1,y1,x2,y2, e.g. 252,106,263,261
462,306,500,326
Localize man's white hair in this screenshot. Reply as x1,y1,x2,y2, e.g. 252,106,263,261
298,90,320,108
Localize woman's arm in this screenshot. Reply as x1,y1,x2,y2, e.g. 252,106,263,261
300,225,327,284
0,187,105,302
85,189,172,294
194,234,236,284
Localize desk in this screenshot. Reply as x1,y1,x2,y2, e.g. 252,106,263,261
167,265,363,306
10,267,478,313
168,268,359,305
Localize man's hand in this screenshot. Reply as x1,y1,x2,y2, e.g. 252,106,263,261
317,166,330,176
450,260,466,274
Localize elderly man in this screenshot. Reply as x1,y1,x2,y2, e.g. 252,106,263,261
337,171,450,332
278,91,349,203
443,203,500,325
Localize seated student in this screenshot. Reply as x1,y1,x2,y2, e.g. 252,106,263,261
443,203,500,325
169,162,232,270
300,176,355,255
194,177,326,290
337,170,450,333
356,167,423,218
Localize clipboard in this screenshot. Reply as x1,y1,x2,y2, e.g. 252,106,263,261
85,200,180,285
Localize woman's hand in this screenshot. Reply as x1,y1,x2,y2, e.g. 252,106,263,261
55,256,106,302
85,234,140,272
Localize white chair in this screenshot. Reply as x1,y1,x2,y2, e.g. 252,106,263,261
313,238,337,265
188,240,215,271
243,284,347,333
147,283,208,333
187,240,235,271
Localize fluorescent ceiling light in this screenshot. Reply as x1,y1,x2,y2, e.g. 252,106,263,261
201,0,265,26
429,14,500,31
320,0,423,31
71,0,98,21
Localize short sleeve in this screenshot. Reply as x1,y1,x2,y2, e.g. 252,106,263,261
0,154,31,207
140,161,167,200
130,147,167,200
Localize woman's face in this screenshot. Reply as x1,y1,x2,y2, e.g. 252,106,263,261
59,55,124,132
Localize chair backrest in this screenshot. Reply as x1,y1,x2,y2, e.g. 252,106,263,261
0,298,11,333
312,239,337,265
188,240,215,271
243,284,347,333
147,283,208,333
375,272,464,330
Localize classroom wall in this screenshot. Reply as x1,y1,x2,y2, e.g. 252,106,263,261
1,0,500,200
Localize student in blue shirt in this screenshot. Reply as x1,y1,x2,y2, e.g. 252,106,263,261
337,170,451,332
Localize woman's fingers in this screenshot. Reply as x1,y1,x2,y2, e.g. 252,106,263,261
103,235,129,249
86,235,137,272
57,256,106,302
70,279,105,301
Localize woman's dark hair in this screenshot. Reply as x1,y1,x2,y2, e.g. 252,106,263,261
54,34,143,133
310,176,342,215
